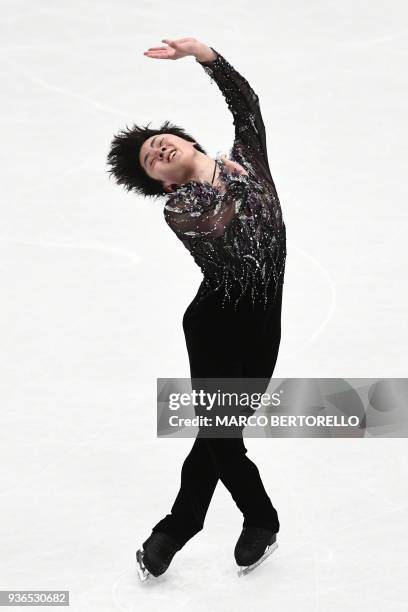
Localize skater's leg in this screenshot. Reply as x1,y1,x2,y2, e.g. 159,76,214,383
148,295,241,548
202,435,280,532
151,436,219,547
227,281,284,529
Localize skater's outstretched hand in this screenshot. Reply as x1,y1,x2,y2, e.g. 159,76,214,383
143,37,216,63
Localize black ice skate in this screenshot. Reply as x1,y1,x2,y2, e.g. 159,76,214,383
136,532,181,581
234,527,278,577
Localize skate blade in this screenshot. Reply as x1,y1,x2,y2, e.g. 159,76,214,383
237,541,278,577
136,548,151,582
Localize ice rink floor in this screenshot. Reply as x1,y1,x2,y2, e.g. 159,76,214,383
1,1,408,610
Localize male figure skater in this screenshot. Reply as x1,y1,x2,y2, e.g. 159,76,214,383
106,37,286,578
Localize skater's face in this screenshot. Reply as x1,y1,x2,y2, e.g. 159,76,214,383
139,133,199,193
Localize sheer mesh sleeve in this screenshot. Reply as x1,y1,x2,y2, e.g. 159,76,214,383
164,197,238,239
196,48,271,177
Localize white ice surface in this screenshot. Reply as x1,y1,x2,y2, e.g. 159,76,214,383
1,1,408,610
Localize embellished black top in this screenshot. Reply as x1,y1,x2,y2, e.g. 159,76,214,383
163,47,286,311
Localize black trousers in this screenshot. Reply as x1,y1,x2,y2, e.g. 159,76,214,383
152,280,284,548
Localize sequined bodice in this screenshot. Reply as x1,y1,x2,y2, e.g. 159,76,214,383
163,48,286,311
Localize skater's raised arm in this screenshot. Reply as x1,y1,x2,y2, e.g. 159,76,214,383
194,45,271,174
143,38,271,176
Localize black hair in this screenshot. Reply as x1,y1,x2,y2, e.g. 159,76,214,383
106,119,207,200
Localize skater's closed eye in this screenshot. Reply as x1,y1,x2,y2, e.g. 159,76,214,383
143,136,164,168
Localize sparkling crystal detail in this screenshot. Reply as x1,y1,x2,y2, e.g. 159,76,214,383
163,48,287,311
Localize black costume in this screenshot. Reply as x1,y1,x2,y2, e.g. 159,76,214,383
152,48,286,548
